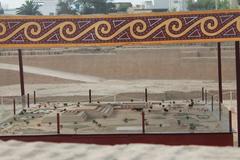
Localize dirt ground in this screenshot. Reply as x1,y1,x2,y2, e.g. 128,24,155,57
0,45,237,87
0,45,237,103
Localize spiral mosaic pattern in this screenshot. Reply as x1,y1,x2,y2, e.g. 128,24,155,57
0,11,240,48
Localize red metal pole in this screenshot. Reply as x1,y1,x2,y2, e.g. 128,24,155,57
205,90,207,104
18,49,25,108
229,111,232,133
27,93,30,108
57,113,60,134
34,91,36,104
219,103,222,121
142,111,145,134
18,49,25,97
145,88,148,103
218,42,223,104
211,96,213,112
217,42,223,122
13,99,16,115
89,89,92,103
235,41,240,147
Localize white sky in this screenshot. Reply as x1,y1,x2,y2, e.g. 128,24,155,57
0,0,144,9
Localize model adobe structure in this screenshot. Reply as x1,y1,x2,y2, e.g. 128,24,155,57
0,98,230,135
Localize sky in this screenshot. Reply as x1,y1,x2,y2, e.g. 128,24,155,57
0,0,144,9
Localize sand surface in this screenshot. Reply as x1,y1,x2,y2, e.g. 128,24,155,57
0,140,239,160
0,80,235,97
0,63,102,83
0,46,237,87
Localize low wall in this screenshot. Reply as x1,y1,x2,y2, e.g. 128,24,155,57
0,133,233,146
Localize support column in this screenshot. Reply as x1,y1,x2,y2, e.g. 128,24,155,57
219,102,222,121
18,49,25,107
235,41,240,147
218,42,223,104
217,43,223,121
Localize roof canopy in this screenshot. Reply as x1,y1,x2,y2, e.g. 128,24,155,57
0,10,240,48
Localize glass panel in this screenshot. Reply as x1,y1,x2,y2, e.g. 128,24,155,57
0,43,234,135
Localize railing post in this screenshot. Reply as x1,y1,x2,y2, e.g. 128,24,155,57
27,93,30,108
57,113,60,134
145,88,148,103
89,89,92,103
142,111,145,134
205,90,208,104
34,91,36,104
13,99,16,115
211,95,214,112
202,87,204,101
229,111,232,133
